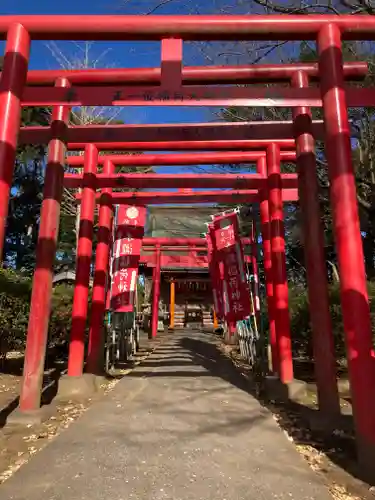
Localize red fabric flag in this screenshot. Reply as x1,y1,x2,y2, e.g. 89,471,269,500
212,212,251,322
110,205,147,312
207,223,224,320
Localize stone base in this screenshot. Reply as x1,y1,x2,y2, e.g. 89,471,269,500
223,334,237,345
223,326,237,345
56,373,99,401
264,376,307,403
7,406,53,427
303,409,347,435
357,435,375,485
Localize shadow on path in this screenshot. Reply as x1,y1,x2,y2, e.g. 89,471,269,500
134,332,370,492
180,334,371,492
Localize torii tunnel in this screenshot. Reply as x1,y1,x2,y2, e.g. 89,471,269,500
0,14,375,478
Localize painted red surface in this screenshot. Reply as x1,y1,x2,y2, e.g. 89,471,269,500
66,151,297,167
0,15,375,41
20,83,375,108
87,158,114,374
212,212,251,323
292,70,340,416
6,12,375,473
110,205,147,312
75,189,299,205
318,24,375,453
19,77,69,411
68,144,98,377
267,143,293,384
257,156,278,374
206,225,224,320
18,120,326,145
0,24,30,261
20,61,367,86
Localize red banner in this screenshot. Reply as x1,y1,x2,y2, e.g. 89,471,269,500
110,205,146,312
206,224,224,320
212,212,251,322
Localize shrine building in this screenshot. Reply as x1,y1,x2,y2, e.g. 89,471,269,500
140,205,214,330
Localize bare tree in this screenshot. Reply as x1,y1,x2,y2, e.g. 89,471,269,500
120,0,375,15
250,0,375,15
45,41,126,251
46,41,123,126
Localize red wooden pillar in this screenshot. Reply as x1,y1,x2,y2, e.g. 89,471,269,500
151,244,161,338
257,157,278,374
87,159,114,374
188,243,193,267
0,23,30,261
267,144,293,383
68,144,98,377
19,78,70,412
292,70,340,417
318,24,375,471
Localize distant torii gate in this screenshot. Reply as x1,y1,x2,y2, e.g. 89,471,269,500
67,151,298,367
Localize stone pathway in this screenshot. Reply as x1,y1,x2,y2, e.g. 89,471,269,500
0,331,332,500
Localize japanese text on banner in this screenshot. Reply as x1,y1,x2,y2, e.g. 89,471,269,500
110,205,146,313
206,225,224,319
212,213,251,322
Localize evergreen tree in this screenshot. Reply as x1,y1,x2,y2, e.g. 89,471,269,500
4,107,50,274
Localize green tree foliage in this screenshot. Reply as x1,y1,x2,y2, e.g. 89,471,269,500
289,281,375,360
0,269,73,350
0,56,50,272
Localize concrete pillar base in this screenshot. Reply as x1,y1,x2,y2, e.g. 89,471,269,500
264,375,306,403
7,405,53,427
223,330,237,345
304,409,348,436
56,373,100,401
357,435,375,485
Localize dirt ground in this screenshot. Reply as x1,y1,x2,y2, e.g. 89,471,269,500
219,343,375,500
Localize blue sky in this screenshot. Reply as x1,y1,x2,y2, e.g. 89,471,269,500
0,0,213,125
1,0,269,177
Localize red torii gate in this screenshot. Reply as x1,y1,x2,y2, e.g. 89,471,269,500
65,146,299,391
69,155,298,364
0,14,373,477
67,150,309,406
66,149,308,414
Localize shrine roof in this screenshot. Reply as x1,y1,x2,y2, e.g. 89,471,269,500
145,206,215,239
